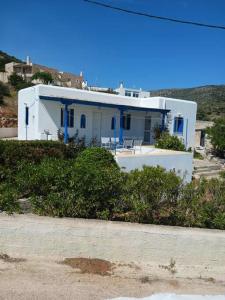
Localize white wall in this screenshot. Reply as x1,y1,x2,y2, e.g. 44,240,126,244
0,127,18,138
18,87,39,140
165,98,197,150
116,151,193,182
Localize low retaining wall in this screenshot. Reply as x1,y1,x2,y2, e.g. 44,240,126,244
0,214,224,280
0,127,18,138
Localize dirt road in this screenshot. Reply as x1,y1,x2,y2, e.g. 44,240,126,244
0,213,225,299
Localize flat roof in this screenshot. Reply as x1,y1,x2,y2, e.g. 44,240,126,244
21,84,196,112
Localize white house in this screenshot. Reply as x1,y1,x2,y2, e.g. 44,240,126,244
18,84,197,181
115,82,151,98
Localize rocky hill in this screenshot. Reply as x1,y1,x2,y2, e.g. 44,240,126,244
151,85,225,121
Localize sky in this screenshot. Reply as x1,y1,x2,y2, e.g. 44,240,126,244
1,0,225,90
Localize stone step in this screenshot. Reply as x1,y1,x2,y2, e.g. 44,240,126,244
194,165,221,172
193,169,222,178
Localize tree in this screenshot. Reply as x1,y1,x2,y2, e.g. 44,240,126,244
32,71,53,84
8,73,33,91
207,118,225,158
8,73,24,87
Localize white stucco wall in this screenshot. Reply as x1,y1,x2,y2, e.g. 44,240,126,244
115,150,193,182
165,98,197,150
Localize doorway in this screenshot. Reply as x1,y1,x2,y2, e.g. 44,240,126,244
144,116,151,144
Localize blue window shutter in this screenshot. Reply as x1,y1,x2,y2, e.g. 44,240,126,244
61,108,64,127
25,107,29,125
178,118,184,133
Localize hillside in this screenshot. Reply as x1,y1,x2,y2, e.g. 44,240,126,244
151,85,225,121
0,50,23,72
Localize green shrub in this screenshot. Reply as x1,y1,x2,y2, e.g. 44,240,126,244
0,140,85,170
15,158,73,198
68,147,122,219
207,118,225,158
155,132,186,151
0,183,20,214
26,148,123,219
121,166,182,224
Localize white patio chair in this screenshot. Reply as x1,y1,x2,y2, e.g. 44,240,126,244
101,137,111,149
123,139,135,153
133,139,143,153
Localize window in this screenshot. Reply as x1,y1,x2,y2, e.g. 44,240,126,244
60,108,74,128
125,90,132,97
123,114,131,130
80,114,86,128
133,92,139,98
111,117,115,130
25,107,29,125
174,117,184,134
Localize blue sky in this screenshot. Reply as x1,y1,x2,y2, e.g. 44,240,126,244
1,0,225,90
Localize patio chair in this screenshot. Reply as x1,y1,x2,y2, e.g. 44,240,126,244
123,139,135,153
101,137,111,149
133,139,143,153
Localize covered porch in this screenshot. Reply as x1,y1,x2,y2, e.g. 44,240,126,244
39,95,170,145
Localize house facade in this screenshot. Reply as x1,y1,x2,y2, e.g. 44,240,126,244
18,85,197,150
115,83,151,98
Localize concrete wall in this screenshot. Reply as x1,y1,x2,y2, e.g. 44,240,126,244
115,151,193,182
0,214,225,281
0,127,18,138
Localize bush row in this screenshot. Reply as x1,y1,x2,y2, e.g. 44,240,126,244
0,145,224,230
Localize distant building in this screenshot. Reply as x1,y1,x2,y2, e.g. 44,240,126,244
115,83,151,98
0,56,83,89
195,120,213,149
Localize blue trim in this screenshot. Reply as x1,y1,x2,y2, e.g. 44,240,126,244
64,104,69,144
39,95,170,114
119,109,124,144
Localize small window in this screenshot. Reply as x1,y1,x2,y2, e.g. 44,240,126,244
80,114,86,128
123,114,131,130
125,90,132,97
111,117,115,130
133,92,139,98
25,107,29,125
61,108,74,128
174,117,184,134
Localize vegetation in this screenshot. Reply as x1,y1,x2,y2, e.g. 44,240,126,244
8,73,33,91
0,81,10,104
151,85,225,121
0,141,225,230
0,50,22,72
206,118,225,158
193,150,204,160
32,71,53,84
155,132,186,152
